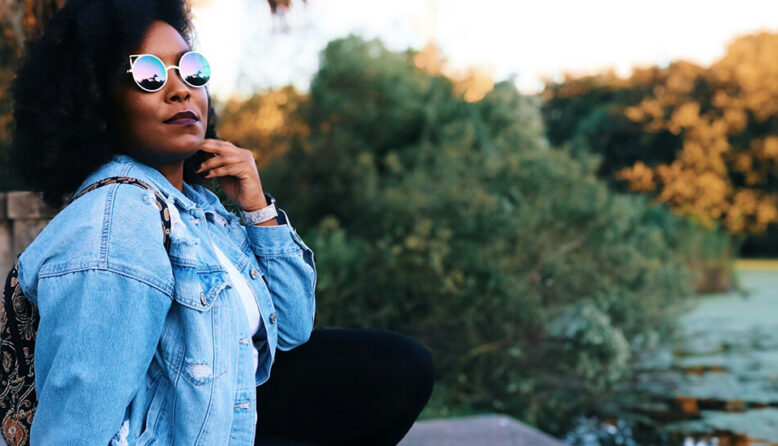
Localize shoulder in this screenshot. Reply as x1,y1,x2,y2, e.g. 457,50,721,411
17,182,174,300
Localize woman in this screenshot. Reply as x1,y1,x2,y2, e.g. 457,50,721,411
9,0,434,445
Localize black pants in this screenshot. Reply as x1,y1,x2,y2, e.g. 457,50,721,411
255,327,435,446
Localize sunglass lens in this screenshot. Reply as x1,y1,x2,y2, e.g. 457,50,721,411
179,52,211,87
132,55,166,91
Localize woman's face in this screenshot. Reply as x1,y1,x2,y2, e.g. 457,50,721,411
113,20,209,163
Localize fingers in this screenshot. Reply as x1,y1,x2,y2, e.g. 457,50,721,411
199,138,236,155
199,154,257,179
196,153,242,173
199,140,252,158
195,140,257,179
203,164,240,178
197,147,254,171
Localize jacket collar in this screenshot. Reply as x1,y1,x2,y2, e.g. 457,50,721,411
74,153,200,212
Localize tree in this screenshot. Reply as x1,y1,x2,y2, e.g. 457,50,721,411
228,35,696,434
215,85,308,168
0,0,64,191
543,32,778,235
1,0,64,61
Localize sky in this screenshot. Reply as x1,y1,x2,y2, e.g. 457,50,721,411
190,0,778,100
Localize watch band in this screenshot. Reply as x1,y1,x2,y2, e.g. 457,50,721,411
240,200,278,225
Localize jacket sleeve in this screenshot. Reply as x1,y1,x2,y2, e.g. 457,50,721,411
29,269,172,445
244,192,317,351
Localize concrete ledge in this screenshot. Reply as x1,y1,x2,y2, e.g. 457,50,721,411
0,191,62,275
7,191,60,219
399,414,563,446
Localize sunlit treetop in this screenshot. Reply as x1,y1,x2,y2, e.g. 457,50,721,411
544,32,778,235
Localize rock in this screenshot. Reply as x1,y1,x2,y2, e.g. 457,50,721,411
399,413,564,446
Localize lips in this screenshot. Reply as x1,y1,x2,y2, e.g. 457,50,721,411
163,110,199,124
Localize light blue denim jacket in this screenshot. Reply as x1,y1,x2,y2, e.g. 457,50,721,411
15,153,317,445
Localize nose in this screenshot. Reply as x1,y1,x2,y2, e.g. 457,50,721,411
164,68,191,103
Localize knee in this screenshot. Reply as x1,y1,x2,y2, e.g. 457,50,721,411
387,331,435,400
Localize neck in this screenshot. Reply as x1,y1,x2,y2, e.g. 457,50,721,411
124,149,186,193
151,160,185,193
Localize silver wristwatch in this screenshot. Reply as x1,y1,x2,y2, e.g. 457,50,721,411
240,197,278,225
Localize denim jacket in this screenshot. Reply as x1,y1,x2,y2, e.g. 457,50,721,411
15,153,317,445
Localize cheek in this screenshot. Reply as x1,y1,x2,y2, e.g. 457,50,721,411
195,90,209,124
115,94,166,147
126,97,161,131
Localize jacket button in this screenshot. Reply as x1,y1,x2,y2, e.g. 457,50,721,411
200,292,207,305
270,312,277,324
250,268,259,279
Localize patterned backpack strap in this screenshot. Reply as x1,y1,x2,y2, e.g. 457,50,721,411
66,176,172,253
0,257,39,446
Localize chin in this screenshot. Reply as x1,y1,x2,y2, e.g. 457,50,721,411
144,144,202,163
170,136,205,154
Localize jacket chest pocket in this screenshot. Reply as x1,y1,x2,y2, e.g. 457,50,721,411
171,262,231,310
161,255,233,386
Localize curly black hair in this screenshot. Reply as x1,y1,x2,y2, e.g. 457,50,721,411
9,0,218,209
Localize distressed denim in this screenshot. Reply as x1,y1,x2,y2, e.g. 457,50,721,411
15,153,317,445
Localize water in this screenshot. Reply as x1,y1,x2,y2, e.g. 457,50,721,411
566,266,778,445
643,267,778,443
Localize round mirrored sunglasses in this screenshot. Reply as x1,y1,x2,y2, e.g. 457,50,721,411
126,51,211,93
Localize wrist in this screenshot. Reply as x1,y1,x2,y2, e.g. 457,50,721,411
241,196,269,212
240,195,278,226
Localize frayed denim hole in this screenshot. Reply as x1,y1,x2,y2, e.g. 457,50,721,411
186,363,212,380
142,189,157,206
167,200,189,238
109,419,130,446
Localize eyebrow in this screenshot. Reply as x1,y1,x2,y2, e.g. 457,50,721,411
157,48,191,63
126,48,192,70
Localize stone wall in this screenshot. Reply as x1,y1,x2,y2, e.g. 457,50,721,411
0,191,62,275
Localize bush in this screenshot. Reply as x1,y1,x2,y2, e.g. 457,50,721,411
231,36,699,434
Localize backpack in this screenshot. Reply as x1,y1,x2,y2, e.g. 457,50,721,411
0,176,172,446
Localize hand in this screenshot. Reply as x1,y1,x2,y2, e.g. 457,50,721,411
194,139,267,211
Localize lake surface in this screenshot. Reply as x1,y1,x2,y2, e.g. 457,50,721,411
644,265,778,443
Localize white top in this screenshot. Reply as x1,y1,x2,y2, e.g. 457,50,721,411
210,239,261,376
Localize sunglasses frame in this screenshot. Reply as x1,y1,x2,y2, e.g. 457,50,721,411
126,50,211,93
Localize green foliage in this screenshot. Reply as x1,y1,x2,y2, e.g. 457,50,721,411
541,33,778,250
251,35,699,433
541,71,680,183
541,65,742,283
